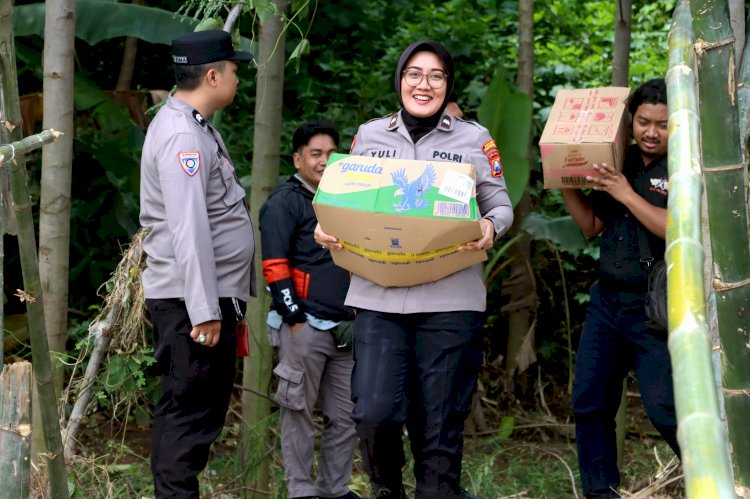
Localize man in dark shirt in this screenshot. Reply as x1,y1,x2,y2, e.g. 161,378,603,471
562,78,680,498
260,122,359,499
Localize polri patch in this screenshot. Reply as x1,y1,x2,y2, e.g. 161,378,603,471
179,152,201,176
430,149,463,163
482,140,504,177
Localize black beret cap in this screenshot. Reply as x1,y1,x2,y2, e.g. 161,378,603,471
172,30,254,65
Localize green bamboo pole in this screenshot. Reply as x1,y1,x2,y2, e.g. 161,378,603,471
3,129,70,497
738,16,750,150
0,362,32,498
0,130,63,159
688,0,750,490
666,3,734,498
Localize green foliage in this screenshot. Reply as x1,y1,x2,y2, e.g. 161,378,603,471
14,1,200,45
7,3,683,483
477,66,533,207
523,213,588,254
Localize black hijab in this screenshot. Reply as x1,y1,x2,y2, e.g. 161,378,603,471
394,40,455,143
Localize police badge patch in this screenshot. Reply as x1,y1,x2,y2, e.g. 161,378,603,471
482,140,503,178
179,152,201,176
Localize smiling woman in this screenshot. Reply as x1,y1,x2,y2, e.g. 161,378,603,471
314,39,514,499
399,53,448,119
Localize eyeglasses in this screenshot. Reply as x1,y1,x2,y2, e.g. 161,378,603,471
402,70,448,89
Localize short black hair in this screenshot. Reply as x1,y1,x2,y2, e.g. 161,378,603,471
628,78,667,116
292,121,339,153
174,60,227,91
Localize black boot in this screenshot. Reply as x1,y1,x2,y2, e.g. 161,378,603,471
371,483,406,499
460,489,483,499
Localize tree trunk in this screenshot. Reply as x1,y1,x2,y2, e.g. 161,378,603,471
612,0,632,86
242,2,289,496
689,0,750,491
0,362,32,498
39,0,76,392
501,0,537,396
611,0,633,469
0,0,17,373
114,0,143,91
0,4,69,495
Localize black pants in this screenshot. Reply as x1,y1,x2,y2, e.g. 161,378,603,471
572,282,679,498
350,310,483,499
146,298,244,499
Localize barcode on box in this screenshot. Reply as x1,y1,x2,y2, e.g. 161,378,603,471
441,184,470,200
438,169,474,204
434,201,470,219
561,176,590,186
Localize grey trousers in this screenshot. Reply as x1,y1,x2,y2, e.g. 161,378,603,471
272,322,358,498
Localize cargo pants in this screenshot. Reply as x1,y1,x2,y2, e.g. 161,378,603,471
272,321,358,498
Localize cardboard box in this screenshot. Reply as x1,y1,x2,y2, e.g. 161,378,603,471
312,153,486,287
539,86,630,189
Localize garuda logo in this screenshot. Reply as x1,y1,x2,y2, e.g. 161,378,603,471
391,164,437,211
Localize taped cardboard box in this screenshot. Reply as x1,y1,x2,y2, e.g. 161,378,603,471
312,153,485,287
539,86,630,189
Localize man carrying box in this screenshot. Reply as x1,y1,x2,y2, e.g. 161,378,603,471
562,78,680,498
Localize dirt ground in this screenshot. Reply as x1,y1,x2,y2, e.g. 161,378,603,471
69,373,685,499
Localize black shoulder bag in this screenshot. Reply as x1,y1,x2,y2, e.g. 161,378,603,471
637,226,668,332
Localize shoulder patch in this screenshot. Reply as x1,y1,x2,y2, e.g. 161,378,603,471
482,140,504,178
349,134,357,154
179,152,200,176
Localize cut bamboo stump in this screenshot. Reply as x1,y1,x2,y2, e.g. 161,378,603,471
0,362,32,498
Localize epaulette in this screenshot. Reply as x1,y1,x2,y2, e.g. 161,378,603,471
363,111,399,129
192,110,207,127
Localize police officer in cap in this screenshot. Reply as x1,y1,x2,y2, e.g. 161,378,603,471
140,29,256,498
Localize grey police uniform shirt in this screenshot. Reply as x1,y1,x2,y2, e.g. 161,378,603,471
345,111,514,313
140,96,256,326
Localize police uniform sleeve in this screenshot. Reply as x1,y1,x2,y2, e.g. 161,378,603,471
471,129,514,239
259,190,307,324
349,125,365,155
157,131,221,325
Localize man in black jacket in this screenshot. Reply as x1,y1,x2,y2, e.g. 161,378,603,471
260,122,359,499
562,79,679,498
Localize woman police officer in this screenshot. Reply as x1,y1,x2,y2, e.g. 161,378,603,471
315,40,513,499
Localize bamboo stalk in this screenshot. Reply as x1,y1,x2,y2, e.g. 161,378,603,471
688,0,750,490
0,128,68,496
62,318,112,461
0,130,62,163
667,2,735,497
63,227,147,460
0,362,32,498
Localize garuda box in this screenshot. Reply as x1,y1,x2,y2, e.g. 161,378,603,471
312,153,486,287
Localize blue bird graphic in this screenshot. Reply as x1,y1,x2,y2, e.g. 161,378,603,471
391,164,437,211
